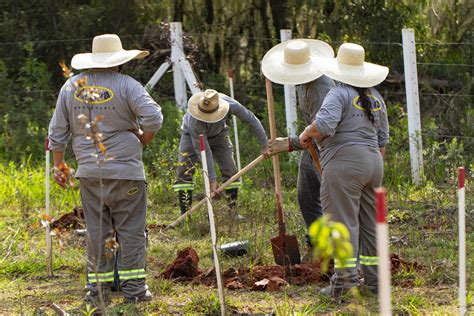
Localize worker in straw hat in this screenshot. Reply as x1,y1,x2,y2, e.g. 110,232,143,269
173,89,269,217
262,39,336,257
298,42,390,297
49,34,162,306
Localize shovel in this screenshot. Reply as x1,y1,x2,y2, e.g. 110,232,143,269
265,79,301,266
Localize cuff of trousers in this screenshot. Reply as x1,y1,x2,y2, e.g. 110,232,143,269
224,182,241,190
88,271,115,283
172,183,195,192
118,268,146,280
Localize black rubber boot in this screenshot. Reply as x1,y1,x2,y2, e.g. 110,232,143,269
178,190,193,215
226,188,245,220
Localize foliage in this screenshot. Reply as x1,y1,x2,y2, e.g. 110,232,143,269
308,215,353,272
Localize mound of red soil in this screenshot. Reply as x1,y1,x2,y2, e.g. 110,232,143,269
51,207,85,230
391,253,423,273
162,247,200,279
190,259,330,289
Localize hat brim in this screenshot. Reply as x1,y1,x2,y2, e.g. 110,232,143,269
188,92,230,123
314,57,389,88
71,49,149,70
261,39,335,85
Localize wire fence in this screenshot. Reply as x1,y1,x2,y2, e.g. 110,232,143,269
0,33,472,144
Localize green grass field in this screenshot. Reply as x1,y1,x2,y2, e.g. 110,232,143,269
0,159,472,315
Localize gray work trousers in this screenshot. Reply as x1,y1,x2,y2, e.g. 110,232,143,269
80,178,148,299
174,132,240,190
297,150,323,246
321,145,383,289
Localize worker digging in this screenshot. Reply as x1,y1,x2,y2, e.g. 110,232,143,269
172,88,270,219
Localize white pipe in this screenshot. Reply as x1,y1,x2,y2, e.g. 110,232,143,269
228,71,241,180
45,139,53,276
199,134,227,316
375,188,392,316
458,167,466,316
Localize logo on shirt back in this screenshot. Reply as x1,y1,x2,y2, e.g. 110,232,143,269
74,86,114,104
352,94,382,112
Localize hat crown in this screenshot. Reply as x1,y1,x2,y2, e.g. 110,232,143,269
92,34,123,54
284,40,311,65
336,43,365,66
199,89,220,112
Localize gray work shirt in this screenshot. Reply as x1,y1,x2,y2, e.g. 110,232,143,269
315,84,389,168
291,75,335,150
48,70,163,180
181,93,268,180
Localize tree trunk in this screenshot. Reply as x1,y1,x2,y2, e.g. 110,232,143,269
269,0,289,33
173,0,184,22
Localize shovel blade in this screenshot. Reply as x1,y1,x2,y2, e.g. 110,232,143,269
270,234,301,266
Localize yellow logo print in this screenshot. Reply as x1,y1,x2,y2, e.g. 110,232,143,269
127,187,139,196
352,94,382,112
74,85,114,104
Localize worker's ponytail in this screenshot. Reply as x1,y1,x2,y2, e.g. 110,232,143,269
355,87,375,124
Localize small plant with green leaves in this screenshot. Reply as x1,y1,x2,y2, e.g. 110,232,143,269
308,215,353,272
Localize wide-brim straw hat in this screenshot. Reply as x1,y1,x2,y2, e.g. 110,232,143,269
188,89,230,123
71,34,149,70
261,39,335,85
314,43,389,88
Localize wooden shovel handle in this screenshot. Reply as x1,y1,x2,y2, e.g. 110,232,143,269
306,143,323,176
265,78,286,237
166,154,266,229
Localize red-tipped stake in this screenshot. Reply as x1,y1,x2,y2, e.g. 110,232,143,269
44,138,53,277
199,135,227,316
458,167,466,315
227,70,241,180
375,188,392,315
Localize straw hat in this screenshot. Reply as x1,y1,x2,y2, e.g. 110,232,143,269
314,43,389,87
188,89,230,123
71,34,149,70
261,39,334,85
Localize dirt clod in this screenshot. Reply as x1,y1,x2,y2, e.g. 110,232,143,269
162,247,200,279
391,253,423,274
50,207,85,230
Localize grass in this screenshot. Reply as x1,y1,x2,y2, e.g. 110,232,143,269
0,158,472,315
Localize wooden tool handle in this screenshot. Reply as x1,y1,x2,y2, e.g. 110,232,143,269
166,154,266,229
265,78,286,237
306,143,323,176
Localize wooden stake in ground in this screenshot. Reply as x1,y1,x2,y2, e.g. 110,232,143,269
375,188,392,315
166,154,266,229
44,138,53,277
227,70,241,181
458,167,466,316
199,134,227,316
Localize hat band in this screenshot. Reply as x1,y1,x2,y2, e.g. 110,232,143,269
198,104,219,114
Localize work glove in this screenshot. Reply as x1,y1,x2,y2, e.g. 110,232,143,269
261,144,270,158
269,137,293,155
210,180,221,198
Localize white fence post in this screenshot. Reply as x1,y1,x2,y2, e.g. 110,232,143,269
280,29,298,137
458,167,466,315
228,70,242,179
402,28,424,185
147,22,201,108
170,22,188,110
45,139,53,277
